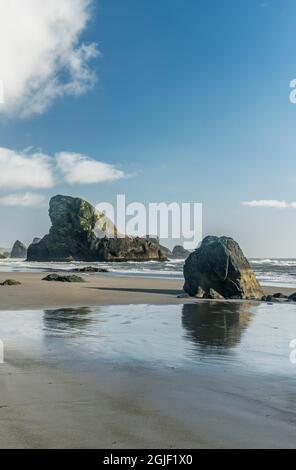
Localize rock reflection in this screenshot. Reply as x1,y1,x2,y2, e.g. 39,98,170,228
182,302,253,353
43,307,97,336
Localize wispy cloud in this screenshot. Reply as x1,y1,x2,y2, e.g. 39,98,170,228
0,147,54,189
56,152,125,184
0,192,46,207
242,200,296,209
0,0,98,118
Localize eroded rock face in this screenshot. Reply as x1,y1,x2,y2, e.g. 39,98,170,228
183,236,263,300
27,195,167,262
10,240,27,258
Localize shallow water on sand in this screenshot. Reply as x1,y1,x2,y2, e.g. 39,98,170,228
0,302,296,377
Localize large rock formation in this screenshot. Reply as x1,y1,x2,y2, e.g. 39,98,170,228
10,240,27,258
183,236,263,300
27,195,167,262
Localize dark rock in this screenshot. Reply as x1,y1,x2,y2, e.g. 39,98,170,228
171,245,190,259
1,279,21,286
264,295,281,303
42,274,85,283
65,256,75,262
288,293,296,302
183,236,263,300
272,292,288,299
262,293,288,303
72,266,109,273
204,288,225,300
0,254,7,259
27,195,167,262
95,237,167,262
11,240,27,258
32,237,41,245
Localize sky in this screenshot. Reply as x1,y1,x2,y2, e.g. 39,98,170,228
0,0,296,257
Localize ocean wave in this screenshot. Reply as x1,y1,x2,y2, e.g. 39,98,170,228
250,259,296,267
1,257,296,287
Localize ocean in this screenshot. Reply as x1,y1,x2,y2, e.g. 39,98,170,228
0,257,296,289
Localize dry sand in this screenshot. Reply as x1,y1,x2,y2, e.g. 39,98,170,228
0,271,293,310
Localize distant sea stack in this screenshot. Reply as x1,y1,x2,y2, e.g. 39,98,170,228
27,195,167,262
171,245,190,259
183,236,263,300
10,240,27,259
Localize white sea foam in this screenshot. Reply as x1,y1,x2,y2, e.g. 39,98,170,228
1,258,296,287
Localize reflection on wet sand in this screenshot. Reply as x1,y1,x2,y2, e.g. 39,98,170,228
182,302,253,352
43,307,96,335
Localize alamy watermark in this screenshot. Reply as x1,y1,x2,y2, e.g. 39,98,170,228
96,195,203,250
289,79,296,103
0,80,4,104
0,340,4,364
289,339,296,364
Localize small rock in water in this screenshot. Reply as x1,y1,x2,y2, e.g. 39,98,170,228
272,293,288,299
0,279,21,286
42,274,85,283
288,292,296,302
262,293,288,303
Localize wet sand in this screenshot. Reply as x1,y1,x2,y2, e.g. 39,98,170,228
0,271,293,310
0,274,296,449
1,298,296,449
1,359,296,449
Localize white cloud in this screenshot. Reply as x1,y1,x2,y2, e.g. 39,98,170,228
0,147,54,189
56,152,125,184
0,192,45,207
242,200,296,209
0,147,125,189
0,0,98,118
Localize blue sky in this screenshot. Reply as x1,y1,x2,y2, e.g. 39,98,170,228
0,0,296,256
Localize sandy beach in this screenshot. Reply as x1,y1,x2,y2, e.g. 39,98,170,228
1,356,296,449
0,271,293,310
0,273,295,448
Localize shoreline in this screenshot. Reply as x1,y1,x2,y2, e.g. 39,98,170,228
0,274,295,448
0,271,294,310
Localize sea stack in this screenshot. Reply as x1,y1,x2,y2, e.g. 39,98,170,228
10,240,27,259
27,195,167,262
183,236,263,300
171,245,190,259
